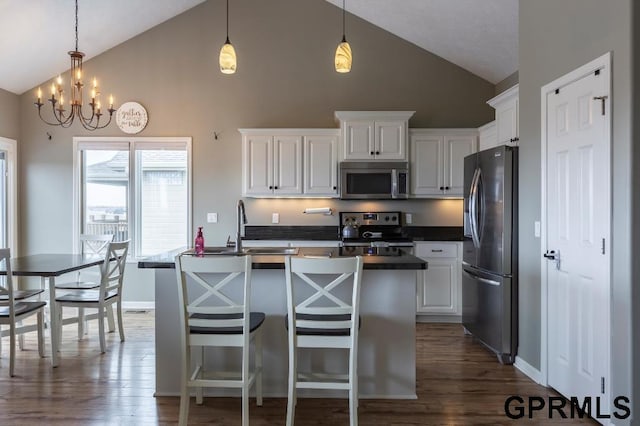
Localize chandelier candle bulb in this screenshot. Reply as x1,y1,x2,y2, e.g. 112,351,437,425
37,88,41,103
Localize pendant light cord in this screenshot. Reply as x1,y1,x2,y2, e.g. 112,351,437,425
225,0,230,43
342,0,347,42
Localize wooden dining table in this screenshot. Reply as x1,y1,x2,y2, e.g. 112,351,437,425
0,253,106,367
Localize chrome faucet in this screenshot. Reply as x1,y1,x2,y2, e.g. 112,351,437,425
235,199,247,252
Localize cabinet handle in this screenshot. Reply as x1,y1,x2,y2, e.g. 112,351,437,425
439,186,444,190
269,186,273,190
333,186,337,190
370,151,374,155
445,186,450,190
431,249,443,252
274,186,278,190
375,151,380,155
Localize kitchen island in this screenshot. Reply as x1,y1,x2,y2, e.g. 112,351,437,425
139,247,426,399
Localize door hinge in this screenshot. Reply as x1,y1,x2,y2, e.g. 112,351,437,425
593,95,608,115
601,377,605,394
601,238,606,255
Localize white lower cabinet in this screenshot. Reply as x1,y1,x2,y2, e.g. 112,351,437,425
415,241,462,320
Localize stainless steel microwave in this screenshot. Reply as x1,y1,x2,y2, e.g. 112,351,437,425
339,161,409,199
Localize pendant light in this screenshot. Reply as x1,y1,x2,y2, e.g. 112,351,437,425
335,0,352,73
219,0,237,74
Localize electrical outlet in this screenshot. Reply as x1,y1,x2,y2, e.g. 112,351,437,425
534,221,541,238
207,213,218,223
405,213,413,224
272,213,280,224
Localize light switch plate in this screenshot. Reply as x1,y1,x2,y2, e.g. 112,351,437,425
207,213,218,223
272,213,280,224
534,221,541,238
405,213,413,224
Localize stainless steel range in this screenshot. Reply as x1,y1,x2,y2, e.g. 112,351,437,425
339,211,413,248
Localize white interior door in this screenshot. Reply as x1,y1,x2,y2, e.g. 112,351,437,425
0,137,16,251
544,59,610,416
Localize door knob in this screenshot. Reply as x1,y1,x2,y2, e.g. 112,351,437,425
543,250,561,270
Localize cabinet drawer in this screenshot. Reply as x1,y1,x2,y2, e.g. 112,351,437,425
415,242,458,259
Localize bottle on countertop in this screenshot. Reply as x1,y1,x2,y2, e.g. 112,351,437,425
195,226,205,256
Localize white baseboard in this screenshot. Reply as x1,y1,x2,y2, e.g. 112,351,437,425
416,314,462,323
514,356,543,384
122,301,155,310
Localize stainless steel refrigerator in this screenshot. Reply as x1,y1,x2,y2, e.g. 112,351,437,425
462,145,518,364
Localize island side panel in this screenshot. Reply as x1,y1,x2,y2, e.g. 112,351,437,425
154,267,417,398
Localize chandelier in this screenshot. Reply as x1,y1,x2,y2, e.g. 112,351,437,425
35,0,116,130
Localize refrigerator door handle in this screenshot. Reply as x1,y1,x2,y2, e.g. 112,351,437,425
469,168,481,247
475,169,484,243
462,268,500,286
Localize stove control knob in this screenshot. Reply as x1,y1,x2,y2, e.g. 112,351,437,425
391,215,397,221
384,216,389,221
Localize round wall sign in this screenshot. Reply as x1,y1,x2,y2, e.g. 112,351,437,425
116,102,148,134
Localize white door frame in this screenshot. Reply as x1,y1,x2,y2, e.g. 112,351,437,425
0,137,18,252
539,52,612,387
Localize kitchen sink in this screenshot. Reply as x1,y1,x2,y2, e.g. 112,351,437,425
198,247,245,255
242,247,300,255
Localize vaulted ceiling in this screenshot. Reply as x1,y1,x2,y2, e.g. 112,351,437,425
0,0,518,95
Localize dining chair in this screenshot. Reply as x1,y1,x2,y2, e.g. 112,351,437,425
284,255,363,426
174,254,264,426
0,248,46,376
55,234,115,339
55,240,129,353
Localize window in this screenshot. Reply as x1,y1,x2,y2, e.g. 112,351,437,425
74,137,191,258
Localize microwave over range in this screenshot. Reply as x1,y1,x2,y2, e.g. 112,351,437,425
339,161,409,199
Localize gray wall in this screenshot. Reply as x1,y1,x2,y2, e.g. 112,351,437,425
495,71,519,95
17,0,494,256
519,0,633,415
0,88,19,139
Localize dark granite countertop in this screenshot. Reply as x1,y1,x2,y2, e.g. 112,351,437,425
138,246,426,270
242,225,463,242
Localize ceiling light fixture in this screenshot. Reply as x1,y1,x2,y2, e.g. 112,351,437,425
335,0,352,73
34,0,116,130
219,0,237,74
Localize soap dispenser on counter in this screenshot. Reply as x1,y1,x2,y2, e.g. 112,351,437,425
195,226,205,256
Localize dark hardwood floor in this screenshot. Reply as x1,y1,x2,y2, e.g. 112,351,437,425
0,311,597,425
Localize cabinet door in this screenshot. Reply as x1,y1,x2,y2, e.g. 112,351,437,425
243,135,273,195
343,121,374,160
303,135,338,196
273,136,303,195
417,259,457,314
495,97,519,145
410,134,443,196
444,134,477,196
375,120,406,160
479,121,498,151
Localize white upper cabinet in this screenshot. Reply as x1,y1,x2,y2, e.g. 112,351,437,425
410,129,477,198
336,111,415,161
478,120,497,151
303,134,338,196
241,129,339,198
241,130,303,196
487,84,519,146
